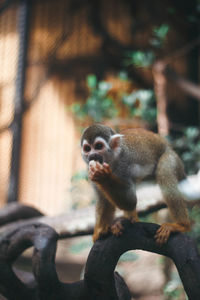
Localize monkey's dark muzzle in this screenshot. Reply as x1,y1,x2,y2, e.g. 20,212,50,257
89,154,103,164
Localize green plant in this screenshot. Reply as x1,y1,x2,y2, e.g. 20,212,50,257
169,127,200,175
122,89,157,126
71,75,118,122
72,74,157,127
188,206,200,251
164,271,187,299
124,50,155,68
150,24,170,47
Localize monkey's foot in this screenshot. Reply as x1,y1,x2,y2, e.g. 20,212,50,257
155,222,189,245
89,161,111,182
111,217,125,236
111,216,138,237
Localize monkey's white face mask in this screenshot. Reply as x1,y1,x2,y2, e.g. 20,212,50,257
81,134,123,165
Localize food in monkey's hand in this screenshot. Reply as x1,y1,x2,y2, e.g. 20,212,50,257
89,160,97,168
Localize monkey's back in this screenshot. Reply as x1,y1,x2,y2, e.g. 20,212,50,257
121,128,169,165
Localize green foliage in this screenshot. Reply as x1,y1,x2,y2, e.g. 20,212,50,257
72,75,157,127
164,271,187,299
86,74,97,89
118,71,129,81
124,24,170,68
71,170,88,182
71,75,118,122
189,206,200,250
169,127,200,174
124,50,155,68
167,7,176,14
122,89,157,126
150,24,170,47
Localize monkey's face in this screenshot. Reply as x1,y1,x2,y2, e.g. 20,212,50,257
82,137,112,165
81,124,123,166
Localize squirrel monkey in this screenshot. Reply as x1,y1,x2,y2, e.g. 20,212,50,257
81,124,191,244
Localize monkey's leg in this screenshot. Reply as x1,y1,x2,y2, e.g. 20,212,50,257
93,193,115,242
111,209,139,236
155,151,191,245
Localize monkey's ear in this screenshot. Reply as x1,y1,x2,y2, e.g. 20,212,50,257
109,134,123,150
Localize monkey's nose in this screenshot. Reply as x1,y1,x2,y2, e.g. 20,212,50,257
89,153,103,164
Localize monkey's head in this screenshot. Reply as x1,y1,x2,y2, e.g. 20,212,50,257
81,124,123,166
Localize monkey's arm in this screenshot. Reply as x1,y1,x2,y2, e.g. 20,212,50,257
90,161,138,240
89,161,137,212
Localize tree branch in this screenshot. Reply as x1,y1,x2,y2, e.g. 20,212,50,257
164,66,200,102
0,200,168,239
0,222,130,300
0,221,199,299
0,203,43,226
153,61,200,102
85,220,200,300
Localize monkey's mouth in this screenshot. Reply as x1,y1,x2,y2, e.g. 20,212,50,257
89,154,103,164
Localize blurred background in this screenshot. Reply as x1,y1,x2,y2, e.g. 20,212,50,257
0,0,200,299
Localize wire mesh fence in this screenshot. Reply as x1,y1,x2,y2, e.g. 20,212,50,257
0,0,132,215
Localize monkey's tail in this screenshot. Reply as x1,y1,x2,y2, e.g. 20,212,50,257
156,149,190,225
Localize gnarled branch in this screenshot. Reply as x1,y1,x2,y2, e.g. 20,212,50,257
0,220,199,299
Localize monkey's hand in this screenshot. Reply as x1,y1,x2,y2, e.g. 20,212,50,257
89,161,111,182
155,222,190,245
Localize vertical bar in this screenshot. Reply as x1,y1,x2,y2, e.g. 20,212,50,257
7,0,31,203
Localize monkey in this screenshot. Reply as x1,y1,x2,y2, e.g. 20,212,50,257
81,123,191,244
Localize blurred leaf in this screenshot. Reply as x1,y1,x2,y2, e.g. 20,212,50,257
71,76,119,122
167,7,176,14
185,127,199,139
98,81,112,93
164,272,186,299
87,74,97,89
123,90,153,106
118,71,128,80
170,126,200,174
125,51,155,67
153,24,170,40
123,89,156,126
150,24,170,47
71,170,88,182
182,151,193,161
71,103,86,120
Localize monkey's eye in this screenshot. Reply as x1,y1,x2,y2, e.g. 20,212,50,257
94,142,104,150
83,144,91,152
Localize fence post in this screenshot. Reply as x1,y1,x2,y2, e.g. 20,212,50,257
7,0,31,203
